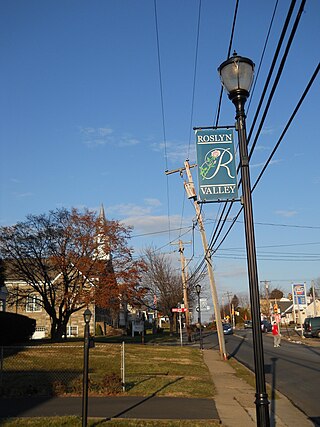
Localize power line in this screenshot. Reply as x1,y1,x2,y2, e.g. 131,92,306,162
214,0,239,127
211,40,318,257
180,0,202,240
131,225,193,239
247,0,296,139
248,0,306,159
205,0,300,262
247,0,279,114
190,0,312,280
220,241,320,250
187,0,202,160
154,0,171,243
252,60,319,192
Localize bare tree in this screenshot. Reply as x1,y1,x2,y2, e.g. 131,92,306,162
141,247,183,334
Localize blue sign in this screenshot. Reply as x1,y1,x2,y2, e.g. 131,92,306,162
195,128,238,202
292,284,307,307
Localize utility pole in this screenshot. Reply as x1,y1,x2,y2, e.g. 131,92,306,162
225,291,233,322
311,280,317,317
166,160,227,360
221,296,226,320
260,280,271,320
225,291,235,328
174,240,192,342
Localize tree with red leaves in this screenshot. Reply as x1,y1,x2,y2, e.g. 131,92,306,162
0,207,145,340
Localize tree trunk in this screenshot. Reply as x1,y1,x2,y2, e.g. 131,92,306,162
50,316,69,341
169,314,174,336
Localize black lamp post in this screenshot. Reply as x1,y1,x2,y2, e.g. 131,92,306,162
195,284,203,350
82,308,92,427
218,52,270,427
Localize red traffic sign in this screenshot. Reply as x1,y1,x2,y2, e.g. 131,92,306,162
172,308,188,313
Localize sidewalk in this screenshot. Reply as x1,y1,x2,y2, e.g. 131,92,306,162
203,349,314,427
0,345,316,425
0,395,219,421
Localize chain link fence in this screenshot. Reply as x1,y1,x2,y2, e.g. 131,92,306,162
0,343,122,397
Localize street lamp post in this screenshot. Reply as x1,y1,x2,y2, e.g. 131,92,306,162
195,284,203,350
218,52,270,427
82,308,92,427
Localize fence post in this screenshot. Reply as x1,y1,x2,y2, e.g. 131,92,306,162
121,341,125,392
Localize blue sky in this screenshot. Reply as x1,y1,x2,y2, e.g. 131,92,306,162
1,0,320,305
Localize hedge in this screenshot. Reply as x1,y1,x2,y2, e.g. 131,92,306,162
0,311,36,344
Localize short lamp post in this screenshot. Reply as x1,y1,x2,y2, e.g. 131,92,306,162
82,308,92,427
218,52,270,427
195,284,203,350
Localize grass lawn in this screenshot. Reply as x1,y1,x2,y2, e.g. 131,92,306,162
1,342,218,426
0,416,221,426
1,342,214,399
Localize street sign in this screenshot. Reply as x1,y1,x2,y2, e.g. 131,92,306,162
292,283,307,308
172,308,188,313
200,297,208,311
195,128,238,202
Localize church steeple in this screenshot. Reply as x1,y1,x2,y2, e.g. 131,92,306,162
99,204,106,223
95,204,110,261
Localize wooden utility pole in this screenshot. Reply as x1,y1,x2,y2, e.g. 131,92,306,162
179,240,191,342
172,239,192,342
264,280,270,320
311,280,317,317
225,291,233,321
166,160,227,360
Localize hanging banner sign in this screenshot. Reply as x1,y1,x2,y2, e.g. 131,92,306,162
195,128,238,202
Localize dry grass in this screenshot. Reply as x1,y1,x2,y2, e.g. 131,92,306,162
0,417,221,427
1,343,214,399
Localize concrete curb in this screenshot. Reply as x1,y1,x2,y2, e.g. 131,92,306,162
203,349,313,427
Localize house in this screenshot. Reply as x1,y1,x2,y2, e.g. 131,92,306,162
4,271,96,339
0,285,8,311
3,205,122,339
278,297,320,325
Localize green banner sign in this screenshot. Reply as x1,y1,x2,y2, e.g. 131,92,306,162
195,128,238,202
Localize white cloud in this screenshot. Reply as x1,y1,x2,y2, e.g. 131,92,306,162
261,126,276,135
151,141,196,164
121,214,188,235
105,199,190,237
14,192,33,198
118,136,140,147
250,159,281,169
275,210,298,218
144,198,162,207
106,203,152,217
99,127,113,136
80,126,140,148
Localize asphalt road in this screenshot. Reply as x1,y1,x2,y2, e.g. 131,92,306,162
202,330,320,425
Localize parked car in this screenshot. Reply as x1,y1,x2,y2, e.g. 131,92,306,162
261,320,272,333
223,323,233,335
303,316,320,338
244,320,252,329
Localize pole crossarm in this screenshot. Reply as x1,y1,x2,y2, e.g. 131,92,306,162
165,163,197,177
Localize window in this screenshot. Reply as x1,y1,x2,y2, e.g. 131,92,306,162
67,325,78,337
26,294,42,312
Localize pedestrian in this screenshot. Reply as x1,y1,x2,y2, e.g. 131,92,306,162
272,321,281,347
